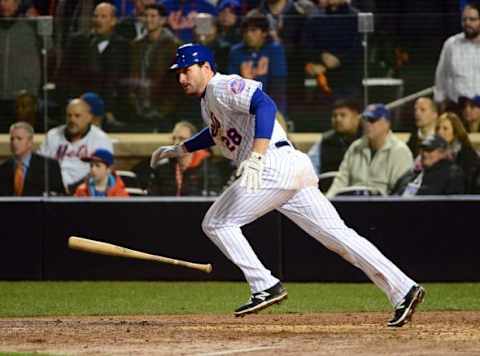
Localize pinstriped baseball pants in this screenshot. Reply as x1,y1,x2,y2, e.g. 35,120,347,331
202,147,416,306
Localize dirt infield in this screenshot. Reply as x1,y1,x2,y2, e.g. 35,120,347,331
1,311,480,355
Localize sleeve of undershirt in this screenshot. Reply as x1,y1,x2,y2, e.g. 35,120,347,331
183,127,216,152
249,88,277,139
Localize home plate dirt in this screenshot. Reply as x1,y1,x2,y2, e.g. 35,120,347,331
1,312,480,355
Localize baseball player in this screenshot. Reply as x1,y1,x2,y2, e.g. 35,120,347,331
150,43,425,327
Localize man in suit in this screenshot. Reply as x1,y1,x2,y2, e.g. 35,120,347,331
0,122,65,196
56,2,130,124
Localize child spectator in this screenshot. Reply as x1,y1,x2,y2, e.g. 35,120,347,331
74,148,129,197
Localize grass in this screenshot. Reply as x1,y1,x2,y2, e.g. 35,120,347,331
0,282,479,318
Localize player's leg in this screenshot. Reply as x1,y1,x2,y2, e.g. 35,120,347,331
277,186,424,326
202,180,293,315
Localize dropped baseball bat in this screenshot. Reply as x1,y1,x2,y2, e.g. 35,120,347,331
68,236,212,273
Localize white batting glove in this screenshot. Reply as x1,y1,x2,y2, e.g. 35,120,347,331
236,152,264,193
150,144,187,168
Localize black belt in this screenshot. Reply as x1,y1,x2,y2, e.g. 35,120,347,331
275,140,291,148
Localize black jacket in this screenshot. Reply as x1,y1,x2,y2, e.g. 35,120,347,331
56,31,130,116
406,129,421,157
320,129,362,173
0,153,65,196
393,159,465,196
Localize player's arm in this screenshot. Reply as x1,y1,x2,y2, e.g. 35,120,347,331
183,127,215,152
236,88,277,192
150,128,215,168
250,88,277,155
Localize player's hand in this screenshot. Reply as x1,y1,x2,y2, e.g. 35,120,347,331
150,144,186,168
236,152,264,193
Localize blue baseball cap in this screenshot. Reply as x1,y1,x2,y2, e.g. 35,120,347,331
217,0,240,12
419,134,448,151
362,103,391,122
463,95,480,107
81,92,105,117
82,148,114,166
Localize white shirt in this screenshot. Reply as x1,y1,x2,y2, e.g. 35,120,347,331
434,33,480,103
37,125,113,186
201,73,288,166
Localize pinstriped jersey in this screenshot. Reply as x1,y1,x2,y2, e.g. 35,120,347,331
201,73,288,166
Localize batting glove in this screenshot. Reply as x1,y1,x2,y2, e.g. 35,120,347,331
236,152,264,193
150,144,187,168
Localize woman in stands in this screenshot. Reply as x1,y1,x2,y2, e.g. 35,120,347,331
436,112,480,193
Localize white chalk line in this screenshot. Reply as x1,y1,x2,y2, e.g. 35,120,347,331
196,345,280,355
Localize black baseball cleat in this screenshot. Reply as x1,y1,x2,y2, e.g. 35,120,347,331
388,285,426,327
234,282,288,317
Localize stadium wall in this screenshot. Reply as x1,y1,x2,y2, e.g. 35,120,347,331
0,197,477,282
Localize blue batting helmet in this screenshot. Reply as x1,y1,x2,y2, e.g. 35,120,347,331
170,43,216,72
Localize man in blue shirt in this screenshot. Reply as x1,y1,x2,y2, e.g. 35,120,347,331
227,11,288,115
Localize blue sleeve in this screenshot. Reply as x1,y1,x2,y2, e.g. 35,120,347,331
249,88,277,139
183,127,215,152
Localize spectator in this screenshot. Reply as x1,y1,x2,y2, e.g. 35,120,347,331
259,0,313,107
308,98,362,175
0,122,65,196
54,0,103,59
406,97,439,157
134,121,231,196
19,0,56,15
0,0,42,132
326,104,413,197
129,3,181,130
37,98,114,194
161,0,217,42
115,0,157,41
258,0,315,45
15,91,40,132
460,95,480,133
302,0,362,101
80,92,105,128
216,0,242,47
434,1,480,111
56,2,130,125
436,111,480,193
74,148,129,196
111,0,142,18
393,135,465,196
193,13,231,73
228,11,288,115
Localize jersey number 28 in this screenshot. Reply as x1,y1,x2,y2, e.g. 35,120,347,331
211,114,242,151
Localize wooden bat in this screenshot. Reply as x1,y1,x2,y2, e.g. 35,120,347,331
68,236,212,273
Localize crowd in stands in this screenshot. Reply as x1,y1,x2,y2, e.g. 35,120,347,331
1,0,480,198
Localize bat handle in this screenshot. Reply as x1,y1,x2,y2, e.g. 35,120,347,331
174,260,212,273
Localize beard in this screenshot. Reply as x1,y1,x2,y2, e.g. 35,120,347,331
464,27,480,39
